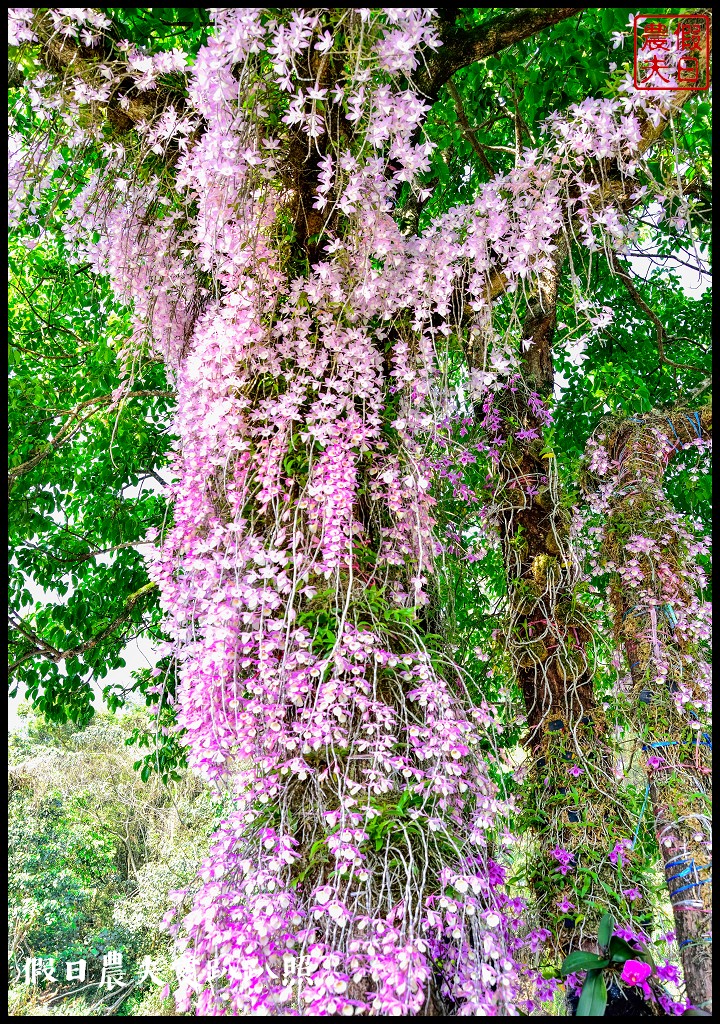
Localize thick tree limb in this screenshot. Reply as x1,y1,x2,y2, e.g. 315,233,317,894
451,8,712,316
417,8,586,97
28,10,187,132
478,48,711,312
597,407,712,1012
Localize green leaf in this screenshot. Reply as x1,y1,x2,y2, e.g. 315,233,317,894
560,951,610,975
596,877,624,901
608,936,647,964
597,912,614,950
577,969,607,1017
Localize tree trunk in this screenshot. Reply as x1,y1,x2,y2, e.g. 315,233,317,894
597,409,712,1012
469,243,648,957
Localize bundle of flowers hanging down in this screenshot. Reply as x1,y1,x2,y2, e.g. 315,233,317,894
8,10,540,1013
8,6,701,1016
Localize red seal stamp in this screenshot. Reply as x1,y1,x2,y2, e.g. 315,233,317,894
633,14,709,91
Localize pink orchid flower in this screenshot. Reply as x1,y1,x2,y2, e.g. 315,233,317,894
621,959,653,1000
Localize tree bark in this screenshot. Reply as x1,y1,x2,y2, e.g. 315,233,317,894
468,241,646,960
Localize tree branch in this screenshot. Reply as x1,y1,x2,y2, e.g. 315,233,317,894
8,583,157,674
27,10,188,133
11,277,94,350
607,252,708,375
417,8,586,97
19,539,149,564
8,390,174,494
8,59,25,88
473,11,712,320
445,80,496,178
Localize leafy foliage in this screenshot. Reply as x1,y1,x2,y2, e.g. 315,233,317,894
9,707,217,1016
9,233,173,725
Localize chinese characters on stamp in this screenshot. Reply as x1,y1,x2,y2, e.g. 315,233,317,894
634,14,709,91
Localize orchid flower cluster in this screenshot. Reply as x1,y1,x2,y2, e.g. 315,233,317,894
8,5,699,1016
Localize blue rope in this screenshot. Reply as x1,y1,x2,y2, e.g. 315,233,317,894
688,729,713,749
680,937,713,948
663,604,678,630
664,854,712,904
622,604,678,629
666,859,697,882
632,737,712,901
641,736,711,750
671,878,711,899
687,411,703,438
665,855,691,870
667,418,680,440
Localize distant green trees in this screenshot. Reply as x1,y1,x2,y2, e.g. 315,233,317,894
8,708,217,1016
